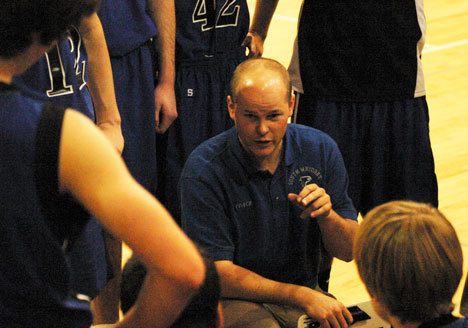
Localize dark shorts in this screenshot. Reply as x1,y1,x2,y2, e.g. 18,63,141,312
68,218,108,299
221,299,304,328
293,94,438,215
111,43,157,194
157,49,246,222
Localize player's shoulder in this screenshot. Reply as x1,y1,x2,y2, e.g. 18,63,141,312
1,88,45,117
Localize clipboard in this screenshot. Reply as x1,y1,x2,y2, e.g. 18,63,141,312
297,301,390,328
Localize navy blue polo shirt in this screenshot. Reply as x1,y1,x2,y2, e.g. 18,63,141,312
181,124,357,288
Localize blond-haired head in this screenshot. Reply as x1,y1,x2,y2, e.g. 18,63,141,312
354,200,463,324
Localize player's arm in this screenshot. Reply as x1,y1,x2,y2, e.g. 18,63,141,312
242,0,280,57
59,109,204,327
79,12,124,153
148,0,177,134
288,184,358,262
216,261,353,328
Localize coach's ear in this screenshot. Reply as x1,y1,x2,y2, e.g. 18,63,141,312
227,95,236,121
288,93,295,117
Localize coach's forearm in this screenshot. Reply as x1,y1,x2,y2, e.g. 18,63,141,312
215,260,353,326
318,210,358,262
215,260,304,306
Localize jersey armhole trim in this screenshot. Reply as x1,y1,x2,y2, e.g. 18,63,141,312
34,102,66,198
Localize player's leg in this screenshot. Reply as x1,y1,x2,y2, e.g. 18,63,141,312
112,43,157,195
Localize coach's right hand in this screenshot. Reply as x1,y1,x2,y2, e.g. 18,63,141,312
295,286,353,328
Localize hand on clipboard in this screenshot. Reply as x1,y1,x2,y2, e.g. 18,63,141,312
297,302,390,328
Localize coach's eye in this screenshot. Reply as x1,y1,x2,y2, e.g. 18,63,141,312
267,113,280,120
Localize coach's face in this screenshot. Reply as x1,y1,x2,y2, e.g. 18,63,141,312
228,75,294,170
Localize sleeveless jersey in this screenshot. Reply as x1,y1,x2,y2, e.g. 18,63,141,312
14,28,94,119
297,0,426,101
0,84,91,327
176,0,249,60
98,0,156,57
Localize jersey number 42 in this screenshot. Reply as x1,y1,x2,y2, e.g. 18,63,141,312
193,0,240,31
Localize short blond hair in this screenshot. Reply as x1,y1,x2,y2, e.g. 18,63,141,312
354,200,463,323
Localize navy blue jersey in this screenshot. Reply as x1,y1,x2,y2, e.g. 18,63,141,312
0,83,92,327
98,0,156,57
13,29,111,299
297,0,425,101
176,0,249,60
14,28,94,119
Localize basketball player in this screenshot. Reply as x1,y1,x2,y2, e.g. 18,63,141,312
96,1,177,322
287,0,438,216
157,0,269,222
13,11,123,314
0,1,205,326
355,201,466,328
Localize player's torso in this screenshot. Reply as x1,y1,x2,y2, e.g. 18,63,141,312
98,0,156,57
0,90,92,327
298,0,424,101
176,0,249,60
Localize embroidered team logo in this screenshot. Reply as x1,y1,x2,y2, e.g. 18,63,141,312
299,176,312,188
288,166,323,190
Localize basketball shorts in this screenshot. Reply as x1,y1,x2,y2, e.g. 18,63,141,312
111,42,157,194
293,94,438,215
157,48,247,222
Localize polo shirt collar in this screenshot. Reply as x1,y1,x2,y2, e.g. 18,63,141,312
284,125,301,167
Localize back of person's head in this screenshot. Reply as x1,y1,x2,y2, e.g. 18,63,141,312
0,0,98,58
121,252,221,328
354,200,463,324
230,57,292,103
